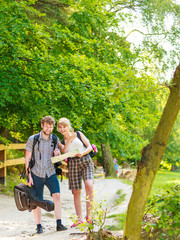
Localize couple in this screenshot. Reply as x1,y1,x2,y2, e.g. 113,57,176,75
25,116,94,234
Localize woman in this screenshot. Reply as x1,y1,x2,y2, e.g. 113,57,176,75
57,118,94,227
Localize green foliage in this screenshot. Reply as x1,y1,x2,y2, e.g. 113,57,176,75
0,0,179,167
144,185,180,239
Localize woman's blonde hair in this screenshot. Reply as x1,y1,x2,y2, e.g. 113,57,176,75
57,117,73,131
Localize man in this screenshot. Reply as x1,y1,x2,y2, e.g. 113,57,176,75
25,116,67,234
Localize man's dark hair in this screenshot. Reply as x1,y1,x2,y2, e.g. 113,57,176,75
41,116,55,126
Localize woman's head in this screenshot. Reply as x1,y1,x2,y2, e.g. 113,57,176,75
57,117,72,134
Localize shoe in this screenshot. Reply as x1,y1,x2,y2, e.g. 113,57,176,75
36,225,43,234
86,217,93,225
57,223,68,231
71,220,84,228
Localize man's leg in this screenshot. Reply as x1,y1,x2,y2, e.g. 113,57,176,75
46,174,67,231
31,173,44,234
72,189,83,221
33,207,43,234
33,207,42,224
52,192,61,220
84,179,93,219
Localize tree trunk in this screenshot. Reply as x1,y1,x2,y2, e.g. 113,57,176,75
123,64,180,240
101,142,117,178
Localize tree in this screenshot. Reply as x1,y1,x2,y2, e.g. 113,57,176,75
101,142,117,177
123,63,180,239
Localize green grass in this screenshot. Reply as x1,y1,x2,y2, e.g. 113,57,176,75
0,170,26,196
119,178,133,186
114,189,126,206
105,212,127,231
150,169,180,196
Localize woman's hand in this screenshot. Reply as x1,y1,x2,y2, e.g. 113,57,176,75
75,153,83,158
67,130,77,142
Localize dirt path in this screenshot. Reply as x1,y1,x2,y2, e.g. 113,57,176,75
0,173,132,240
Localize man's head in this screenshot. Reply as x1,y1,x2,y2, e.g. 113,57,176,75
41,116,55,136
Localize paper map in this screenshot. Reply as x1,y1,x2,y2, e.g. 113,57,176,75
51,149,79,163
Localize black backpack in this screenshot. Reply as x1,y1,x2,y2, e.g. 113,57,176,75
21,133,63,180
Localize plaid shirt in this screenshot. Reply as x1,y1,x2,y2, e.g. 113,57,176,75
25,131,60,178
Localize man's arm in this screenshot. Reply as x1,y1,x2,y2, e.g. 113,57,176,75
25,150,33,186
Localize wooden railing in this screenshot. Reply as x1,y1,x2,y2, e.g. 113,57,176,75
0,144,68,186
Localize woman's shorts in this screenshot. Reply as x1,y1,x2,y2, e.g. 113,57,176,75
32,173,60,200
68,154,94,190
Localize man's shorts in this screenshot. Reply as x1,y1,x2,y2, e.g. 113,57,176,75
68,154,94,190
32,173,60,200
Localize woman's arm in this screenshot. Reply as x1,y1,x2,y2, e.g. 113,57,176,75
75,131,92,158
59,132,77,153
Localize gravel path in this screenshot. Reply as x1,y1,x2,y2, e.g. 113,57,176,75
0,173,132,240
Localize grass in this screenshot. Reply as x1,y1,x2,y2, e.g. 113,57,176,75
150,169,180,196
0,168,26,196
114,189,126,206
119,178,132,186
105,212,127,231
105,169,180,232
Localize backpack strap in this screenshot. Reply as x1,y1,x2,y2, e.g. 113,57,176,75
76,131,86,148
61,139,65,145
51,134,58,155
32,133,40,160
26,133,40,177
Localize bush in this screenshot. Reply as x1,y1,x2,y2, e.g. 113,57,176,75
143,184,180,239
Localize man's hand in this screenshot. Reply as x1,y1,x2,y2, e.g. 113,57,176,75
54,148,60,156
27,174,33,187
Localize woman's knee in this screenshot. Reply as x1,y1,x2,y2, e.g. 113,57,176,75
85,180,93,191
72,189,81,196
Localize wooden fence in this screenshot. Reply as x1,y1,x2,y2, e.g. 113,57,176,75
0,144,68,186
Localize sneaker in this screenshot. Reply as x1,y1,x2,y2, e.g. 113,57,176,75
57,223,68,231
36,225,43,234
71,220,84,228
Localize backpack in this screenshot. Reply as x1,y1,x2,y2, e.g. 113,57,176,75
21,133,63,180
14,183,54,212
76,131,97,158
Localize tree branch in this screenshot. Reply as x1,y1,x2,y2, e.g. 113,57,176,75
125,29,172,39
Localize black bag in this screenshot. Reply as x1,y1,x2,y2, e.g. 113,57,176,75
76,131,97,158
21,133,63,179
14,183,54,212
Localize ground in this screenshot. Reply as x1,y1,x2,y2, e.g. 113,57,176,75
0,169,132,240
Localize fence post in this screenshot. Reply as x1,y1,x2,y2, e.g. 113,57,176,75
0,150,6,185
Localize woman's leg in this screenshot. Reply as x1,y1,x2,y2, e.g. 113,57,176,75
72,189,83,221
84,179,93,219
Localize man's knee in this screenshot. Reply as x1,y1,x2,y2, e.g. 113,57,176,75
52,192,60,202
